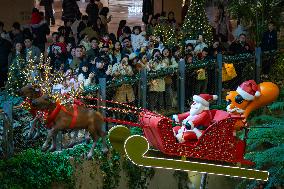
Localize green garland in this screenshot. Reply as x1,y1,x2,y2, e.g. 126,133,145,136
83,53,265,94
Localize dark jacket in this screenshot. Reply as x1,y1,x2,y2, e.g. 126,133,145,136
142,0,153,15
0,38,12,72
86,3,99,24
40,0,53,6
261,30,277,51
32,21,50,44
62,0,81,21
229,41,252,54
86,48,100,62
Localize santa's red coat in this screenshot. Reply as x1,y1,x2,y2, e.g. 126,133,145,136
177,110,212,128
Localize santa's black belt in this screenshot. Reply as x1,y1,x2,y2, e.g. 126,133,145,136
195,125,207,130
185,125,207,130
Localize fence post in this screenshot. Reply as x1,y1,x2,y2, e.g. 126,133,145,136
3,101,14,158
178,59,185,113
255,47,262,83
140,69,147,109
99,78,107,131
217,53,223,105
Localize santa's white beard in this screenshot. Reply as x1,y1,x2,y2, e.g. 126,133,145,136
190,105,204,116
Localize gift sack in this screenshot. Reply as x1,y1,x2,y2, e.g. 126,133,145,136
222,63,237,82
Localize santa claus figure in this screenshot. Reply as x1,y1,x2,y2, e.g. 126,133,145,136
172,94,218,143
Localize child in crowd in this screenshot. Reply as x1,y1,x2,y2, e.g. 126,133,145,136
131,26,146,51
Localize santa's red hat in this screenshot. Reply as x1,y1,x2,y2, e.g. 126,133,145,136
193,94,218,107
236,80,261,101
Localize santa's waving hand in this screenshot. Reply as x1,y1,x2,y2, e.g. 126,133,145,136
172,94,218,143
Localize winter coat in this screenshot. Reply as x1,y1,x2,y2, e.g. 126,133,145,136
142,0,153,15
112,63,135,103
32,21,50,44
86,3,99,24
261,30,277,51
62,0,80,21
0,38,12,72
25,46,41,63
131,33,146,51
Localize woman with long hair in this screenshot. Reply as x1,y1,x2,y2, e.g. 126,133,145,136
99,7,112,33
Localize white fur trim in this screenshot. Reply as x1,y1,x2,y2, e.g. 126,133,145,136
236,87,254,101
189,121,194,130
212,95,218,100
193,95,209,106
172,115,179,122
255,91,261,97
192,128,203,139
176,133,185,143
204,107,209,110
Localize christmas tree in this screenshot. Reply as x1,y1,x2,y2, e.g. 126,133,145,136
5,55,27,95
153,17,177,47
182,0,213,45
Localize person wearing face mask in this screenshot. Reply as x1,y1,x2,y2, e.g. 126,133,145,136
229,33,252,55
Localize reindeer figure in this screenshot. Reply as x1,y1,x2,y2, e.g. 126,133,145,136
18,84,42,139
32,94,108,159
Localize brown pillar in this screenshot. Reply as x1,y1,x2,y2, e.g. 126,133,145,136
0,0,34,29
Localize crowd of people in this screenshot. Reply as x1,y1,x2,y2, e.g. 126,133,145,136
0,0,279,112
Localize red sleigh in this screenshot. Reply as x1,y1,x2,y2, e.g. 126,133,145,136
139,110,253,165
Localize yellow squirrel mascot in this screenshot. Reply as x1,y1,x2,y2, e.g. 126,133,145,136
226,80,279,123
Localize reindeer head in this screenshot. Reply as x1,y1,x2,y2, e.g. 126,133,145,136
32,94,55,110
18,84,41,99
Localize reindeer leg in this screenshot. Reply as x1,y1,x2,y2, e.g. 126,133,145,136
101,132,108,154
49,129,59,152
87,134,98,160
42,128,55,151
27,117,37,139
85,130,91,144
33,118,41,139
68,131,79,148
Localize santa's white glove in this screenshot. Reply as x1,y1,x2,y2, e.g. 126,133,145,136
177,126,186,134
172,115,179,122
